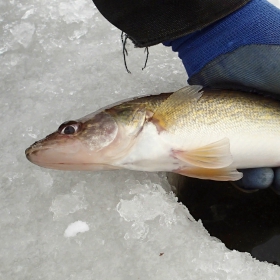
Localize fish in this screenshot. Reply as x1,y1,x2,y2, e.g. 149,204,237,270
25,85,280,181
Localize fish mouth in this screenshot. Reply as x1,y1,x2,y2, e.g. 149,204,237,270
25,145,118,171
25,146,63,169
25,146,47,161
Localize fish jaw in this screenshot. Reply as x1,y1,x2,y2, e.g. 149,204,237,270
25,131,118,171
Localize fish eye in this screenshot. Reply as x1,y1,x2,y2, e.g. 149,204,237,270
62,125,76,134
58,121,81,135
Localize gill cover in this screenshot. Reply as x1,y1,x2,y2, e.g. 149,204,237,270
80,112,119,152
102,104,151,160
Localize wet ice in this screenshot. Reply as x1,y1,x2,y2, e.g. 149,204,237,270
1,0,280,279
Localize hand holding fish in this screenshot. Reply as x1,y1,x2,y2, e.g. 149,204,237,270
25,0,280,192
90,0,280,191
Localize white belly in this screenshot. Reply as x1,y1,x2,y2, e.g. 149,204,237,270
117,123,180,171
117,122,280,172
229,134,280,168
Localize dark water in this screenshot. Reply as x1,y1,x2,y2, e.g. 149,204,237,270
176,177,280,265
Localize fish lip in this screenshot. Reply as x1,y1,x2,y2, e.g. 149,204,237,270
25,146,52,164
26,159,118,171
25,146,48,157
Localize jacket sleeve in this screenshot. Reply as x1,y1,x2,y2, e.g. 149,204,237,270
92,0,252,47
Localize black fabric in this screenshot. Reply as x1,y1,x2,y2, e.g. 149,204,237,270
92,0,252,47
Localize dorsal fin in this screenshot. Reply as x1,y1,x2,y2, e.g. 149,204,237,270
151,85,203,131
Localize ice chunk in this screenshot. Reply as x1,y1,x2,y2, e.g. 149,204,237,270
69,26,88,40
49,182,88,220
64,220,89,237
117,181,186,239
22,8,35,20
10,22,35,48
59,0,95,24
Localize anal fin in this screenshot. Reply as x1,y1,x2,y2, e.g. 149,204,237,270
175,166,243,181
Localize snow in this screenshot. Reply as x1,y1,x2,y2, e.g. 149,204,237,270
64,221,89,237
1,0,280,279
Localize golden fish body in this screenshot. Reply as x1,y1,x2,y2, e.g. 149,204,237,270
25,86,280,181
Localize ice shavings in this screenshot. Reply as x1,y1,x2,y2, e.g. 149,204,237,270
0,45,8,54
59,0,95,24
22,8,35,20
10,22,35,48
64,221,89,237
117,180,189,240
49,182,88,220
68,26,88,40
115,178,279,280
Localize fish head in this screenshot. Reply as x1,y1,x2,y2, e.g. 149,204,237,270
25,106,148,170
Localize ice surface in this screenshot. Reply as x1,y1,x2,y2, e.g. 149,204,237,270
1,0,280,279
49,182,89,221
10,22,35,48
64,221,89,237
270,0,280,7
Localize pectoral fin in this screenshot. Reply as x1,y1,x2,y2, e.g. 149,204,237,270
173,138,233,169
175,166,243,181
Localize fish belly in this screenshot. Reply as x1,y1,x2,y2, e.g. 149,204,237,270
230,133,280,168
117,122,280,172
116,123,182,172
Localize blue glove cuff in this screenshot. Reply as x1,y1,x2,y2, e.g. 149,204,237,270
163,0,280,77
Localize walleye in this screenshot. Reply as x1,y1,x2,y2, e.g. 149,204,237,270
25,86,280,181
